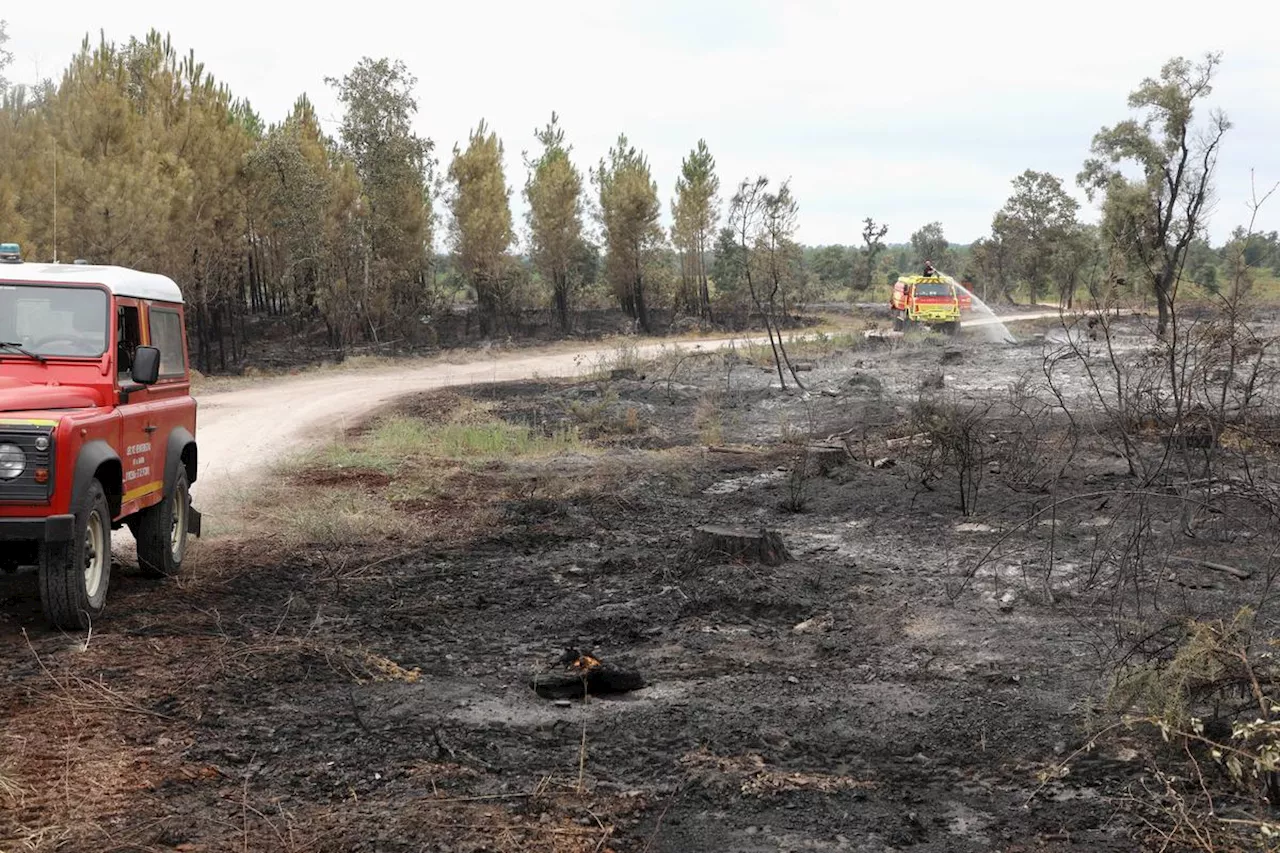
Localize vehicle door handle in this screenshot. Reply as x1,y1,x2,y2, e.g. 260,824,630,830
144,425,158,434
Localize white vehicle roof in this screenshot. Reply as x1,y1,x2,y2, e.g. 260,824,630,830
0,263,184,304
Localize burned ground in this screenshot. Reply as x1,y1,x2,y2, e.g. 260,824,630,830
3,320,1278,852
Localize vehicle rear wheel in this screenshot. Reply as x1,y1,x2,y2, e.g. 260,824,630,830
135,468,191,578
892,311,906,332
39,479,111,630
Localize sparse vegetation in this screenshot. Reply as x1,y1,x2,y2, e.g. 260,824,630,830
256,398,584,548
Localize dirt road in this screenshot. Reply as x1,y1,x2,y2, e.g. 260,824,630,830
192,311,1067,512
191,336,742,512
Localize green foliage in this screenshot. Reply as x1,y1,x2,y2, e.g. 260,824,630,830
245,96,365,345
992,170,1083,304
1109,610,1256,730
592,134,664,332
909,221,954,273
524,112,588,333
449,119,515,335
0,34,452,370
3,25,1263,369
671,139,720,321
966,235,1007,302
1227,226,1280,273
809,244,854,290
710,226,747,306
1077,53,1230,333
328,57,437,342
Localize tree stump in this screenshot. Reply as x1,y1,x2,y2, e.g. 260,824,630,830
692,525,791,566
806,442,849,474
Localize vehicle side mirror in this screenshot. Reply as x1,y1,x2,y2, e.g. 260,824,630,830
131,346,161,385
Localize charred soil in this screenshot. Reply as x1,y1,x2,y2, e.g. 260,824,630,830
3,321,1272,852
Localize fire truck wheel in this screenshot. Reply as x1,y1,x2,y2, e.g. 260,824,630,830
135,468,191,578
892,312,906,332
39,478,112,630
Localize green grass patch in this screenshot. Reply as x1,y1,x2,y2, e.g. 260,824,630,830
258,398,585,548
295,399,583,480
427,420,580,458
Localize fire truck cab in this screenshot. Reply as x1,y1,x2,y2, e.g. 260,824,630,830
0,244,200,629
890,274,969,334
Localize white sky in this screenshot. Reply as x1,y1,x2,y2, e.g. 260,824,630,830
6,0,1279,248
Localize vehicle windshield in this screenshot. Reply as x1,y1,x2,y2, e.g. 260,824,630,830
914,283,953,297
0,283,109,358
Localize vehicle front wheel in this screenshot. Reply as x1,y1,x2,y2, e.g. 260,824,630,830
39,479,112,630
134,468,191,578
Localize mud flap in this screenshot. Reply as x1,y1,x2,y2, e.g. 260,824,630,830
189,507,202,538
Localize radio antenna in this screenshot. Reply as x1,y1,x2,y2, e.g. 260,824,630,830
52,146,58,263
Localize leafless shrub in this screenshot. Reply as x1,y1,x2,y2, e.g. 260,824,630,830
1001,370,1080,490
908,394,994,516
782,446,810,513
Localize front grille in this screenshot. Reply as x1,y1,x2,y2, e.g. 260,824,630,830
0,427,54,503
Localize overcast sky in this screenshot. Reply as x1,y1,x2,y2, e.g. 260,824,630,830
6,0,1279,248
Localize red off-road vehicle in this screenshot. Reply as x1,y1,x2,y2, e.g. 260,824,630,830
0,244,200,629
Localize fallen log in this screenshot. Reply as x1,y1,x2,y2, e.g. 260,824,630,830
692,525,791,566
886,433,930,450
1166,556,1252,580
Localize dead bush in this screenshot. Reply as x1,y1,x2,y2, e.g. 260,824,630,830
782,446,810,513
909,394,994,516
1000,370,1080,491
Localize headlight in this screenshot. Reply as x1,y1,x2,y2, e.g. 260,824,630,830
0,443,24,480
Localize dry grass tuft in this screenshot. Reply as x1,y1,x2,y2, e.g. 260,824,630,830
679,748,877,797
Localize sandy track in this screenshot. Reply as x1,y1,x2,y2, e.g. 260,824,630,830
190,311,1067,512
191,336,740,510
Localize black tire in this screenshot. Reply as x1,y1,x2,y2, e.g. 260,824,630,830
39,478,112,630
942,321,960,335
135,468,192,578
892,312,906,332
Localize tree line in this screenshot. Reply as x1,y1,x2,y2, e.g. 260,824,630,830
0,27,1269,370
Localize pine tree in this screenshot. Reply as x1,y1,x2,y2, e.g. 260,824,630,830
328,58,436,344
448,119,514,335
593,134,663,333
671,140,719,322
524,113,587,333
